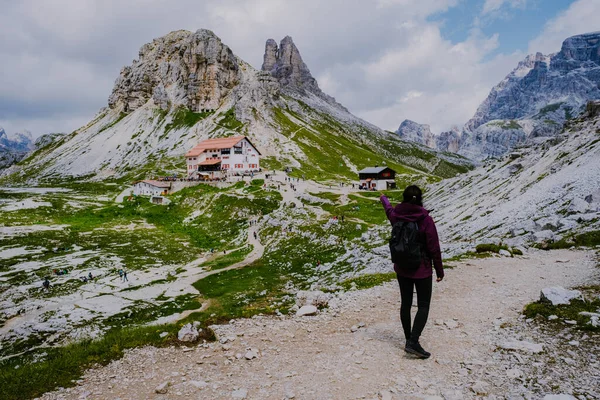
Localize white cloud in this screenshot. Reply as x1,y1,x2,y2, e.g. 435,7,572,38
528,0,600,54
481,0,527,15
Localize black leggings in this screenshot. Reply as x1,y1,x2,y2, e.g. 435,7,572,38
397,275,432,342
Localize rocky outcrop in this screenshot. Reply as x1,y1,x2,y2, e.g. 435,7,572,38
395,120,436,148
261,36,345,109
261,36,319,93
108,29,240,113
33,133,65,150
551,31,600,72
0,128,35,169
436,127,461,153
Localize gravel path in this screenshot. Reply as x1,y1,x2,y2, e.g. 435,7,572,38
40,248,599,400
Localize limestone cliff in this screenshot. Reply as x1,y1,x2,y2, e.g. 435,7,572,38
108,29,240,113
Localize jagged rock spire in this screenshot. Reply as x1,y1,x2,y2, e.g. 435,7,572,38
261,36,346,110
261,36,320,93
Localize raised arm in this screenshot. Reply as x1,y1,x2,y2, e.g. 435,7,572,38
380,195,394,223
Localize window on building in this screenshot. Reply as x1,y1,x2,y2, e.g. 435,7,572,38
234,147,243,154
382,172,390,177
221,148,230,154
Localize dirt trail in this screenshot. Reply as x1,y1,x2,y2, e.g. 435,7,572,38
41,248,599,400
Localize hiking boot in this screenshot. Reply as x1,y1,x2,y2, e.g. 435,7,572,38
405,340,431,359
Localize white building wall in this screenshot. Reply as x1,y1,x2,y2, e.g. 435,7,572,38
375,180,387,191
221,139,260,172
358,179,394,190
133,183,167,197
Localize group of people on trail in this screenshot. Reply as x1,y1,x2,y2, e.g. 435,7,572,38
53,268,69,276
330,215,345,222
380,185,444,359
117,269,128,282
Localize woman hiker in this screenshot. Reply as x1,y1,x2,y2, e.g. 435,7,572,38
380,185,444,359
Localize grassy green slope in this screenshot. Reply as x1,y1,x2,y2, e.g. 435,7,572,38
269,103,471,183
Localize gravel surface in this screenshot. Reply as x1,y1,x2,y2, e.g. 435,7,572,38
39,248,599,400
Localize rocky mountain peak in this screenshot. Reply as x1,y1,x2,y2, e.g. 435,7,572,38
261,35,320,93
395,120,436,148
108,29,240,113
553,31,600,69
260,36,345,110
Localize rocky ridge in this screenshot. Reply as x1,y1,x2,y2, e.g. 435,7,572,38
398,32,600,160
0,128,34,169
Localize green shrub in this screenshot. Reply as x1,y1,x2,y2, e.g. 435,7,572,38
538,230,600,250
339,272,397,291
511,247,523,256
475,243,508,254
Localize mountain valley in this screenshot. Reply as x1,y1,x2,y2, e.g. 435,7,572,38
0,27,598,400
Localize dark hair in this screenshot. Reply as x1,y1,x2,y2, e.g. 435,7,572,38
402,185,423,207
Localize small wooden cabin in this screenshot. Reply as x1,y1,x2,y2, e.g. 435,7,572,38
358,167,396,190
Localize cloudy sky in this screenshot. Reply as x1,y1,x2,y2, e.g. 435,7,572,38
1,0,598,138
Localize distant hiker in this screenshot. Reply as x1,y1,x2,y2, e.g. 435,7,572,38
42,277,50,290
118,269,124,279
253,231,257,240
381,185,444,359
88,272,93,280
123,270,128,282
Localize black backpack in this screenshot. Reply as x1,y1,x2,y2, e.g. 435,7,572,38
389,220,422,270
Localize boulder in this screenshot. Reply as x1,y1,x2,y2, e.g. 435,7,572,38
177,323,200,342
155,381,170,394
579,311,600,327
536,216,561,231
296,305,318,316
567,198,589,214
295,290,331,308
244,349,258,360
499,340,544,354
540,287,583,305
499,249,512,257
532,230,555,242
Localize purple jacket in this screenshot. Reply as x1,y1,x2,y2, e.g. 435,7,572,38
381,195,444,279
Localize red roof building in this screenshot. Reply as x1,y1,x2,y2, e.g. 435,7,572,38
185,136,261,177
